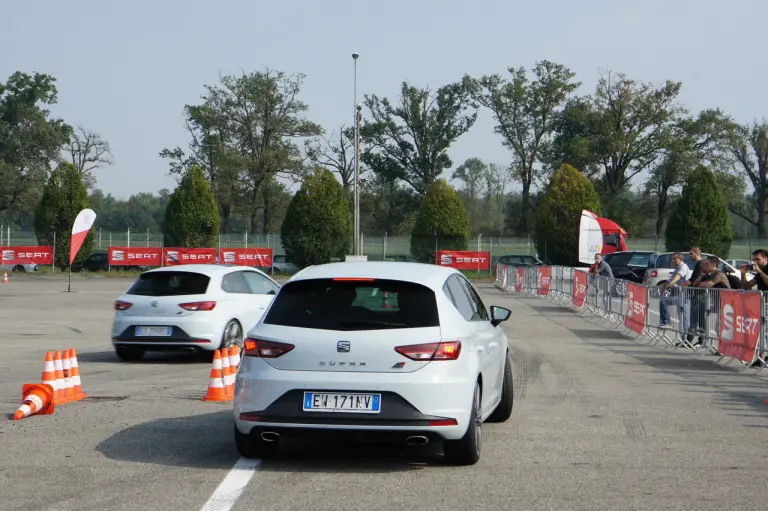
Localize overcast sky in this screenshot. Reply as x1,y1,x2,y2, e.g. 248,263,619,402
3,0,765,199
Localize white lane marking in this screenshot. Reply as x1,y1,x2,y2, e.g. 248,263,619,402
200,457,261,511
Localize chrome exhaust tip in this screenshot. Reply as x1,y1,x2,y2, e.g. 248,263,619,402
405,435,429,446
260,431,280,442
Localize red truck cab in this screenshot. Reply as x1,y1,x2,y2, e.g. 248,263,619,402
596,217,629,254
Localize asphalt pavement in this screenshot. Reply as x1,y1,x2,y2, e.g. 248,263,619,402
0,275,767,511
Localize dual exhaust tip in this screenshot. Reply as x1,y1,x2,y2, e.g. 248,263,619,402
259,431,430,446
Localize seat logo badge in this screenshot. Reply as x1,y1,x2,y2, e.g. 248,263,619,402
337,341,350,353
150,301,158,307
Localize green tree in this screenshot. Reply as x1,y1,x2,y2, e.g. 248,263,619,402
410,179,470,262
452,158,488,232
33,162,93,267
281,168,352,267
726,120,768,237
665,167,733,258
163,165,220,248
467,60,580,235
535,164,601,265
1,71,72,215
361,79,478,195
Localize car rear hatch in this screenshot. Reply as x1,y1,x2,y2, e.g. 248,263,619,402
118,270,213,318
250,277,445,374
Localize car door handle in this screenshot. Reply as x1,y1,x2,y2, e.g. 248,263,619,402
489,341,499,347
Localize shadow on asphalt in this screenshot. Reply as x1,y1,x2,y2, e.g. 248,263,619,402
528,304,578,315
77,350,213,365
96,410,438,472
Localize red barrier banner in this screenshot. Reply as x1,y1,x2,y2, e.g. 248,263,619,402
515,268,524,292
624,282,647,334
108,246,163,266
219,247,273,267
0,246,54,265
436,250,491,271
164,247,217,266
718,290,761,363
572,270,587,308
537,266,552,296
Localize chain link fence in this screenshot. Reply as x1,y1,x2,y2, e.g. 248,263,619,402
1,228,767,261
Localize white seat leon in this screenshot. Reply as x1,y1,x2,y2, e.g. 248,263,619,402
233,261,514,465
111,264,280,361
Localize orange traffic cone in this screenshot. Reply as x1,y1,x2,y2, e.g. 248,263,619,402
60,350,75,403
12,383,55,420
40,351,57,393
68,348,87,401
228,345,241,371
221,348,234,398
2,271,7,283
381,291,392,309
52,350,66,404
202,351,228,402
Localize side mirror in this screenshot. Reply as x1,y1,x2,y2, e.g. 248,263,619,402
490,306,511,327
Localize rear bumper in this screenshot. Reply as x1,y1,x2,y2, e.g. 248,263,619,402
111,323,220,351
234,358,476,441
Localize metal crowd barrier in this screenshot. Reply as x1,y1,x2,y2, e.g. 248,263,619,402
494,264,768,375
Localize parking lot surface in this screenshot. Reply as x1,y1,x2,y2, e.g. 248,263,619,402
1,276,767,511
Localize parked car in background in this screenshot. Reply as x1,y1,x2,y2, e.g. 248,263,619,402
601,251,659,295
68,250,150,273
0,261,38,273
268,254,299,275
644,252,752,290
727,259,750,269
497,254,544,267
111,264,280,361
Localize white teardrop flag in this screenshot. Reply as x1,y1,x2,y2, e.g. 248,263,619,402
70,208,97,265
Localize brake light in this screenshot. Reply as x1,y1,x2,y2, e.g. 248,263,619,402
333,277,375,281
244,337,295,358
650,270,658,277
428,419,458,426
114,300,132,311
179,301,216,311
395,341,461,361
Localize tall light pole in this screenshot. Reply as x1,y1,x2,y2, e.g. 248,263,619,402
352,52,360,255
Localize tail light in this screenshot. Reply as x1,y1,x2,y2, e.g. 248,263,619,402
114,300,132,311
179,301,216,311
650,270,658,278
244,337,295,358
395,341,461,361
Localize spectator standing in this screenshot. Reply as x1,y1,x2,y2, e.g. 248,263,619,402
659,252,691,329
589,253,614,310
683,248,705,339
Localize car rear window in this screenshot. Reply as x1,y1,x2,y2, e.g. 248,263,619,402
126,271,210,296
654,254,695,269
263,278,440,330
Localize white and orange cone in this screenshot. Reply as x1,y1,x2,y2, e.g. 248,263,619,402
68,348,87,401
221,348,234,398
52,350,66,404
40,351,57,393
2,271,7,284
228,345,241,372
202,351,228,402
60,350,75,403
13,383,55,420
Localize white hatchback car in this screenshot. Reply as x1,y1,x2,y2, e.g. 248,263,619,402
111,264,280,361
233,261,514,466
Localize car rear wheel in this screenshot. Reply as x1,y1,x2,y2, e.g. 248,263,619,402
115,347,145,361
443,382,482,466
222,320,243,351
486,354,513,423
234,424,278,459
12,265,25,272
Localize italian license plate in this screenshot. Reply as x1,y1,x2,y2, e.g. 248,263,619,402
302,392,381,413
135,326,172,337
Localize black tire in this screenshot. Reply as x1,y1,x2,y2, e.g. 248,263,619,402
234,424,278,459
443,382,482,466
12,265,25,273
221,320,244,351
486,354,513,423
115,347,146,361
